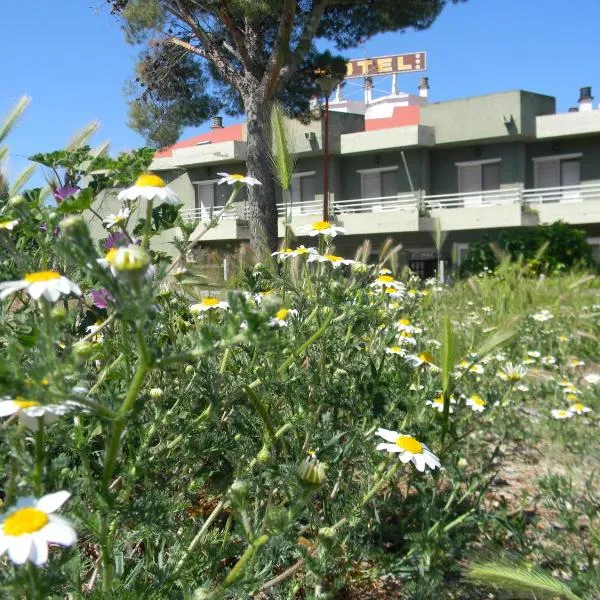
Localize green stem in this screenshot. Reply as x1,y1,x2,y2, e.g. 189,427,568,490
223,534,269,587
33,419,44,497
142,199,153,250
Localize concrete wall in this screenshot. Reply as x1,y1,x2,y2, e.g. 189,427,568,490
421,91,555,145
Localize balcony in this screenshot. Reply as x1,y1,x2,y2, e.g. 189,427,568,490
181,184,600,240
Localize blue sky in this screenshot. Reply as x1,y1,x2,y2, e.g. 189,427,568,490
1,0,599,184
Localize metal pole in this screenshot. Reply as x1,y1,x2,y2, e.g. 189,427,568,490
322,95,330,221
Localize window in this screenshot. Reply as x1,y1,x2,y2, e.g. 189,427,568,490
194,180,243,218
456,159,501,195
359,167,398,199
454,243,469,266
290,172,316,213
533,154,581,189
588,238,600,264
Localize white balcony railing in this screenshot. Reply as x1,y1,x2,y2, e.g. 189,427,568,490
522,182,600,205
180,184,600,222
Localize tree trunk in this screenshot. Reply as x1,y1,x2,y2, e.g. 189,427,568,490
245,98,278,257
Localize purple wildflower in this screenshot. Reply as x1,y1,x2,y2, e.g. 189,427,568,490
104,231,129,250
53,185,80,204
90,288,113,309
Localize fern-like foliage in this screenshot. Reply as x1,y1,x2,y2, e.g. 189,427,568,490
466,561,582,600
268,103,297,192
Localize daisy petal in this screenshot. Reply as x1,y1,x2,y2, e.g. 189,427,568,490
36,491,71,513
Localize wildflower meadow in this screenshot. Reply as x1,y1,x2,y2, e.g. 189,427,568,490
0,101,599,600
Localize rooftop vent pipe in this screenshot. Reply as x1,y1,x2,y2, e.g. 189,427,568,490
418,77,429,99
211,116,224,128
578,87,593,112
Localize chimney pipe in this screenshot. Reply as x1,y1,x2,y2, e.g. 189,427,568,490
568,107,578,113
364,76,373,104
418,77,430,99
211,115,223,128
578,86,593,112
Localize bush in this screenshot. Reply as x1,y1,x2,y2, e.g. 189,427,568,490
458,221,596,277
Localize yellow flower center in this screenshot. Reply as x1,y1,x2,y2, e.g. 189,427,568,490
14,399,41,409
0,220,15,229
399,332,413,339
323,254,342,263
398,319,411,327
134,173,165,188
573,403,584,411
433,396,444,405
395,435,423,454
377,275,394,283
104,248,118,263
389,346,402,353
24,271,61,283
282,248,293,253
201,298,220,307
418,352,434,364
311,221,331,231
229,174,245,180
40,378,49,386
295,247,309,255
566,394,578,401
275,308,290,321
3,508,48,536
470,395,486,406
556,410,569,418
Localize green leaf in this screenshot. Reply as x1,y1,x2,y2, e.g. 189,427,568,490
55,187,93,214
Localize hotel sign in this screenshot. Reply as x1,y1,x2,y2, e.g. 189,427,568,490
345,52,426,79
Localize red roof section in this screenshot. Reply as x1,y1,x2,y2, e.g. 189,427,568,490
155,123,244,158
364,105,421,131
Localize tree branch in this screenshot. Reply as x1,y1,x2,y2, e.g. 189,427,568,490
277,0,330,87
261,0,297,100
219,0,254,75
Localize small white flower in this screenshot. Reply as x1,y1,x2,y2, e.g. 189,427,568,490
375,428,440,472
102,207,131,229
271,245,317,260
397,331,417,346
0,491,76,565
190,297,230,312
0,219,19,231
297,220,345,237
584,373,600,386
569,402,592,415
527,351,541,359
385,345,407,356
0,398,76,430
532,309,553,322
395,319,418,334
551,409,573,420
405,352,439,371
465,394,487,412
370,275,405,291
568,358,585,368
425,395,455,413
307,253,355,268
118,173,180,205
497,362,527,383
269,308,298,327
0,271,81,303
541,355,557,366
216,172,262,186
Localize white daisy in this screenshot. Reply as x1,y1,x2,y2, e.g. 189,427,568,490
551,409,573,420
569,402,592,415
375,428,441,472
527,351,541,359
118,173,180,205
110,245,151,275
465,394,487,412
370,275,405,291
532,309,553,322
385,345,407,356
0,398,75,430
568,358,585,368
0,491,76,565
190,297,230,312
397,331,417,346
405,352,439,371
297,220,345,237
102,207,131,229
584,373,600,386
0,219,19,231
378,268,392,275
307,253,355,268
497,362,527,383
269,308,298,327
216,172,262,186
395,319,418,334
0,271,81,303
425,395,456,413
541,355,557,366
271,245,317,260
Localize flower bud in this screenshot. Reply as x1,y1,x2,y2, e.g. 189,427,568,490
185,365,194,375
298,452,326,485
111,245,151,275
8,195,25,208
228,479,249,507
59,215,87,238
50,306,67,320
256,445,271,464
73,341,95,360
149,388,163,400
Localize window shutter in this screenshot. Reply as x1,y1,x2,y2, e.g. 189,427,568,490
535,160,559,188
361,172,382,199
300,175,315,203
381,170,397,197
482,163,501,190
458,165,481,193
560,159,580,186
197,183,214,217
